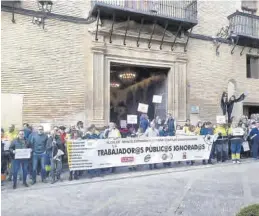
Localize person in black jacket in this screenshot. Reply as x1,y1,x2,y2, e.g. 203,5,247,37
221,92,246,123
46,129,63,184
9,130,31,189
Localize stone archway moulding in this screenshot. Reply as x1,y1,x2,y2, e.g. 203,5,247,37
91,45,188,127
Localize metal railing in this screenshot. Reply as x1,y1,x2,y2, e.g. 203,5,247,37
229,12,259,39
92,0,197,22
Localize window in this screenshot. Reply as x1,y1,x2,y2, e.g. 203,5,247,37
241,0,257,13
247,55,259,79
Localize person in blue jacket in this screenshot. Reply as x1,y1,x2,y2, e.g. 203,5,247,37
139,114,149,133
200,122,214,164
249,121,259,160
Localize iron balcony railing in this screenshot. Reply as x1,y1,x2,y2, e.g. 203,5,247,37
91,0,197,23
228,11,259,39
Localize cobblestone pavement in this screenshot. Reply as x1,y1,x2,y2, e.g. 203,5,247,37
2,159,259,216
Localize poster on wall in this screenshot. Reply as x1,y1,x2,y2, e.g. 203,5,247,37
137,103,149,113
120,120,127,128
152,95,162,104
216,116,226,124
127,115,138,124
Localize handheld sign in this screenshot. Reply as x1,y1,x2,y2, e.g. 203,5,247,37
216,116,226,124
152,95,162,104
15,149,32,159
137,103,149,113
127,115,138,124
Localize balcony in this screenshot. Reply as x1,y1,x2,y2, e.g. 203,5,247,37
90,0,198,32
228,11,259,48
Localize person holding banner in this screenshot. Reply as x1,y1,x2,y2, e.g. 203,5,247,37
143,121,159,169
228,123,245,164
200,122,214,164
214,123,229,162
9,130,30,189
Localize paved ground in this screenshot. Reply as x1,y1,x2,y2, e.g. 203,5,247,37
1,159,259,216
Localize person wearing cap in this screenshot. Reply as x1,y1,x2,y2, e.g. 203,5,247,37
249,121,259,160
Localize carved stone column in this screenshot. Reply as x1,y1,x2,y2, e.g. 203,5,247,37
175,59,187,122
92,44,106,125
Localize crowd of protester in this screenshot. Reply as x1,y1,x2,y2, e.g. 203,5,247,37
1,114,259,189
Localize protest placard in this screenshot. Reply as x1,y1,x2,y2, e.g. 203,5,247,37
137,103,149,113
15,149,32,159
216,116,226,124
120,120,127,128
152,95,162,103
127,115,138,124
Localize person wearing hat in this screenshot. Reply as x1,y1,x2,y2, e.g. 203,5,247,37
249,121,259,160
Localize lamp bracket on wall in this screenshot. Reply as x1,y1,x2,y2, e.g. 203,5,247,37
160,21,168,50
184,27,193,52
230,36,239,54
213,25,231,55
123,16,130,46
240,46,245,56
171,24,182,51
148,20,157,49
109,13,115,43
136,18,144,47
95,9,100,41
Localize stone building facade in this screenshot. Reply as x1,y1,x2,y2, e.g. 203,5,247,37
1,0,259,128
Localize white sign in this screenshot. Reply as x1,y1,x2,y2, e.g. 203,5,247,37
42,123,51,132
152,95,162,103
66,136,214,171
216,116,226,124
15,148,32,159
120,120,127,129
232,128,244,136
137,103,149,113
127,115,138,124
3,140,11,151
242,141,250,152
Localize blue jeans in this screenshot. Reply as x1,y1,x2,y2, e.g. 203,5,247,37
13,159,28,185
231,139,242,160
252,141,259,159
32,153,46,182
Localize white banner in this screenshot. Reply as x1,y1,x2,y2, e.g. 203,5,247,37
67,136,213,171
15,148,32,159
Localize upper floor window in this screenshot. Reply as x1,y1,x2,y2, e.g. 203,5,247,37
247,55,259,79
241,0,258,14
